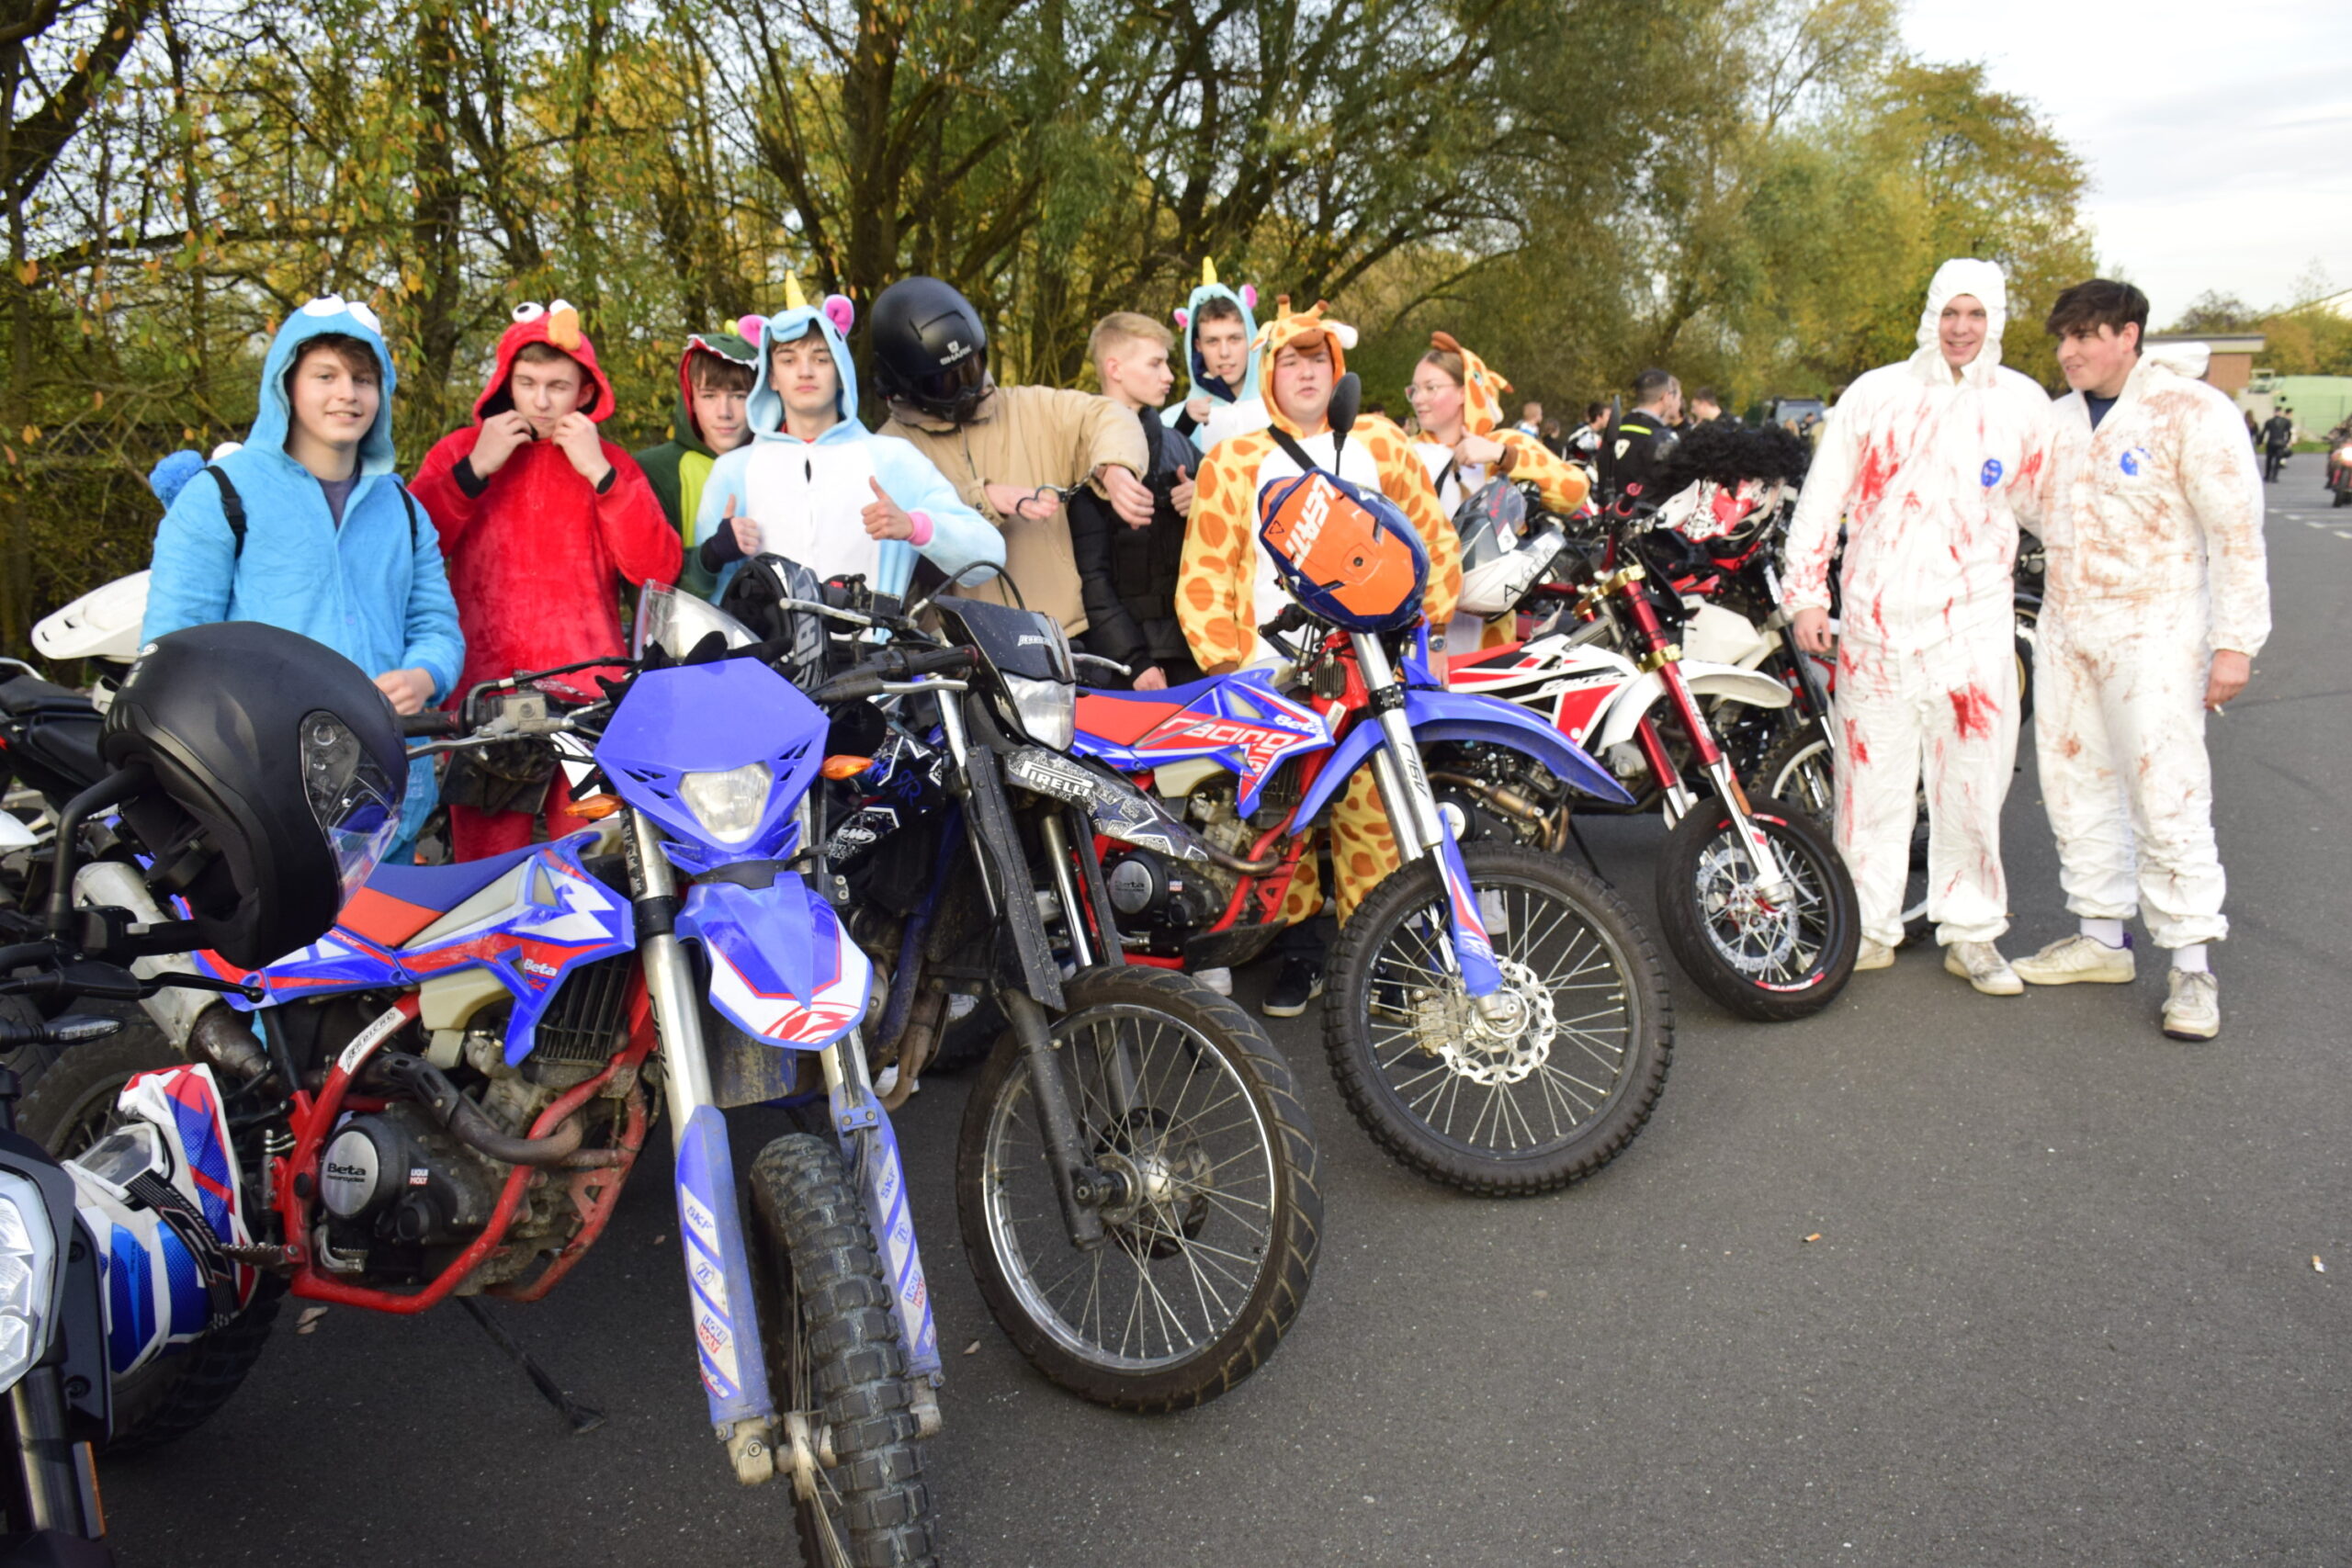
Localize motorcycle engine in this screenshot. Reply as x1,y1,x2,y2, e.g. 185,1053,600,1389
320,1103,504,1255
1101,782,1256,953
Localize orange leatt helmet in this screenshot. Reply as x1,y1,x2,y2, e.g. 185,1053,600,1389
1259,468,1428,633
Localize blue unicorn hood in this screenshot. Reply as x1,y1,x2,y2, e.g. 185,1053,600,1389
248,296,398,474
1174,259,1261,405
745,277,863,445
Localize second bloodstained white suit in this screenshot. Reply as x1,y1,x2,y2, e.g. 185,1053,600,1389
2033,350,2267,949
1782,260,2053,949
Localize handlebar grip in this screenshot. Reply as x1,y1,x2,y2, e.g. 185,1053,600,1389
1256,604,1315,643
401,710,461,738
810,671,886,704
899,645,977,677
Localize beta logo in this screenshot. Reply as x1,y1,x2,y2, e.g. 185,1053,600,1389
2120,446,2153,477
1980,458,2003,487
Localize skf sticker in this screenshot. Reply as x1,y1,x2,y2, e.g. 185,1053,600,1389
1980,458,2003,486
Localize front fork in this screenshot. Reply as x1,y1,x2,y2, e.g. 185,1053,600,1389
625,809,940,1488
1352,633,1506,1004
1614,569,1796,903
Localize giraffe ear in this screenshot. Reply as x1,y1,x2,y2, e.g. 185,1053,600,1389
822,295,855,335
1328,321,1359,351
1173,308,1190,331
1239,285,1257,310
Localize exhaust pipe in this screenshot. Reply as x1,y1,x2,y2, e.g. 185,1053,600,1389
74,858,276,1083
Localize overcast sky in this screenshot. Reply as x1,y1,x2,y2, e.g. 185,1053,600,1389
1903,0,2352,326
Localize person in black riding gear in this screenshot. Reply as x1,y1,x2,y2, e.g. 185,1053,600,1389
2259,408,2294,482
1600,368,1682,506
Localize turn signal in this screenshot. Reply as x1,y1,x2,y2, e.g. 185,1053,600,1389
562,794,624,819
822,755,874,780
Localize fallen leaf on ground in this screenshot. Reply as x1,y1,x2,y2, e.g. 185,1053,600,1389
296,1307,329,1335
963,1341,981,1356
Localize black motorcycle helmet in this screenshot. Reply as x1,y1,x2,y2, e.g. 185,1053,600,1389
102,622,406,967
870,276,991,425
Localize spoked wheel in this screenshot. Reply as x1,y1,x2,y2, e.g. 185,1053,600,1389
1325,842,1672,1197
957,966,1321,1413
1657,794,1860,1021
747,1134,939,1568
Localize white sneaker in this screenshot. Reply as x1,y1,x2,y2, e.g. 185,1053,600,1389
2012,934,2136,987
2163,970,2220,1041
1855,939,1895,971
1943,941,2023,997
1195,966,1234,997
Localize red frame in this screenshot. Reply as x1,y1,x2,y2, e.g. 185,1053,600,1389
276,981,658,1313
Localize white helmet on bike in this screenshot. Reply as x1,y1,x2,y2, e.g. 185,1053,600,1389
1453,479,1565,617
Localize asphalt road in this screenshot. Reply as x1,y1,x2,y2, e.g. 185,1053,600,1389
105,473,2352,1566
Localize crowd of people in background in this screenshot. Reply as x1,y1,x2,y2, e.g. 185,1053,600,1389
130,256,2266,1042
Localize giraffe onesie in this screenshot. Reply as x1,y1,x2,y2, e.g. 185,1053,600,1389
1407,331,1590,649
1178,299,1461,924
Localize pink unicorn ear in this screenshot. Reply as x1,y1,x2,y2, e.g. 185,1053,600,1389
736,314,764,344
1239,285,1258,309
1173,308,1190,330
822,295,855,334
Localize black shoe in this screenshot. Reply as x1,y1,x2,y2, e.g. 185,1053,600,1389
1262,958,1326,1019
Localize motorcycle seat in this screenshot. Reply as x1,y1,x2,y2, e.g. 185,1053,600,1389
341,841,551,948
0,673,100,720
21,718,103,787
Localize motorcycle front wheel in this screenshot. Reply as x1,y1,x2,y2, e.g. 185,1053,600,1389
1657,793,1860,1021
747,1134,939,1568
1325,842,1672,1197
956,966,1322,1413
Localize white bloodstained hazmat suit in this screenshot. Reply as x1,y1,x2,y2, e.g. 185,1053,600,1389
2033,348,2267,949
1783,259,2053,948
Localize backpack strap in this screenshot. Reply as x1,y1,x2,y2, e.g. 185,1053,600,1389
390,476,420,548
205,467,247,558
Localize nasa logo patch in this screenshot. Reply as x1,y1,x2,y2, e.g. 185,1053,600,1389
1980,458,2003,487
2120,446,2152,477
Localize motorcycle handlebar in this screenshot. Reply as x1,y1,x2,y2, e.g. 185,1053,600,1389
808,645,977,705
401,710,461,738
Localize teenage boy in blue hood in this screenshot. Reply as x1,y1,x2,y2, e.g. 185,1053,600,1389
692,277,1000,597
1162,260,1263,453
144,296,463,859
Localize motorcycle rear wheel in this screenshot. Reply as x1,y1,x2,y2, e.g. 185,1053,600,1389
1657,794,1860,1021
1325,843,1672,1197
956,966,1322,1413
747,1134,939,1568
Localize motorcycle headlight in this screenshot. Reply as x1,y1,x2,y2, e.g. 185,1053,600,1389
678,761,775,844
0,1173,58,1393
1000,673,1076,751
2335,446,2352,466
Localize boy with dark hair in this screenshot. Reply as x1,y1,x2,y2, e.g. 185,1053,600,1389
1165,262,1265,453
1070,311,1199,693
634,329,760,597
2009,276,2268,1041
411,300,681,861
145,297,463,861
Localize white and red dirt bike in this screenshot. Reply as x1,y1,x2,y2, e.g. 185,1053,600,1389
1431,481,1861,1022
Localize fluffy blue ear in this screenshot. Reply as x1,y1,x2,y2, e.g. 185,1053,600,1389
148,449,208,508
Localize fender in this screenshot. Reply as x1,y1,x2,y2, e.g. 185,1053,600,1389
675,874,870,1049
1592,661,1791,752
1296,687,1635,824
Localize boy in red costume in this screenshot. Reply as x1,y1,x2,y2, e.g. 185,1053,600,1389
412,300,682,860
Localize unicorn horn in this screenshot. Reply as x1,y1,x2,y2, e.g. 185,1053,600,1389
783,271,810,312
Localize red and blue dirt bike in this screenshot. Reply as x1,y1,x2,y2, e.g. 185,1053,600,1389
1070,400,1673,1197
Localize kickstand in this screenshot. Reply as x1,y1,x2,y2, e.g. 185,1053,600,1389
1566,818,1607,882
458,1295,607,1433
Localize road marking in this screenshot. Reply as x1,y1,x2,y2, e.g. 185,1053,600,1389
2336,530,2352,541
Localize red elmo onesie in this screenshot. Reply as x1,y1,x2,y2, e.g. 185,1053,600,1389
413,309,682,861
